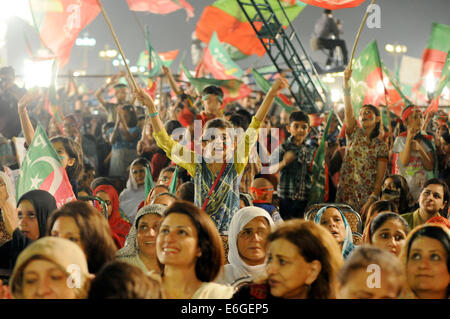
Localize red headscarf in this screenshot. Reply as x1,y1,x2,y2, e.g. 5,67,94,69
94,185,131,248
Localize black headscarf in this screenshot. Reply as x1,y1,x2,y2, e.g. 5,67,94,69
0,190,57,270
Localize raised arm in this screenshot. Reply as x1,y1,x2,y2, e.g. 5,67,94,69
343,66,357,136
254,76,289,123
162,66,183,95
95,72,122,108
18,89,41,146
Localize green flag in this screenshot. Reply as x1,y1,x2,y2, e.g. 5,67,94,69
168,166,179,194
16,125,76,207
426,50,450,113
144,166,154,198
308,111,333,205
251,68,294,112
145,26,165,78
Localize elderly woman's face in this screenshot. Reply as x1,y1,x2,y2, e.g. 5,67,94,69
266,238,319,299
320,208,346,245
237,217,270,266
22,259,77,299
406,236,449,298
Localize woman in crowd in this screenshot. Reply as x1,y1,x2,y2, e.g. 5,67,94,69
336,246,405,299
119,157,150,223
117,204,166,274
107,104,141,178
156,200,233,299
47,200,117,274
9,237,90,299
0,190,57,270
88,261,160,299
380,175,413,215
337,66,388,216
233,219,343,299
401,224,449,299
216,206,275,287
364,212,410,257
313,205,355,259
0,171,16,245
94,185,131,248
362,200,398,231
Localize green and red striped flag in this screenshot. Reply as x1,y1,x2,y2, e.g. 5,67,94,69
29,0,100,67
308,110,333,205
168,166,179,194
202,32,244,80
195,0,306,59
126,0,194,21
380,62,412,117
412,23,450,105
299,0,366,9
16,125,76,207
425,50,450,113
137,49,179,70
251,67,294,112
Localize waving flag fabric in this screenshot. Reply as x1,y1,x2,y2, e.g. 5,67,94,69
299,0,366,10
126,0,194,20
195,0,306,58
252,68,294,112
425,51,450,113
29,0,100,67
16,125,76,207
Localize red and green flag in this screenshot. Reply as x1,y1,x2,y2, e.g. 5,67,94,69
137,49,179,70
412,23,450,105
195,0,306,59
16,125,76,207
168,166,178,194
299,0,366,9
308,110,333,205
349,41,410,117
251,68,294,112
29,0,100,68
425,50,450,113
126,0,194,21
201,32,244,80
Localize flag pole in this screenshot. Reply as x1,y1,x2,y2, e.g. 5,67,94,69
96,0,138,91
349,0,376,68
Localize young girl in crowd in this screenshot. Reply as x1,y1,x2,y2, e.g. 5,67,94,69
0,190,57,270
94,185,131,248
337,66,388,216
134,77,288,233
380,174,413,214
47,200,117,274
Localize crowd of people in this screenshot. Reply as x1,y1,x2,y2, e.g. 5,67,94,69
0,58,449,300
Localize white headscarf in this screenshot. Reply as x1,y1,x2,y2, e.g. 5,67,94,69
119,162,147,223
223,206,275,286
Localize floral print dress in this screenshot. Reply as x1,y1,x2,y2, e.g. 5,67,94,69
336,126,388,212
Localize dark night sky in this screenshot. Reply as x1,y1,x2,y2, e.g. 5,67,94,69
5,0,450,88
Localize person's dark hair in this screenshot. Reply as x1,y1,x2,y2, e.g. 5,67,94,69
324,9,332,14
121,105,138,127
87,261,160,299
130,157,149,169
442,132,450,144
202,85,223,98
337,245,404,296
267,219,343,298
164,120,183,135
90,177,115,191
369,213,410,243
421,178,449,217
204,118,233,131
137,115,146,122
235,109,252,129
289,111,310,126
46,201,117,274
113,83,127,89
159,166,176,176
160,200,224,282
102,122,115,133
177,181,195,203
240,193,253,207
229,114,245,129
361,104,381,139
382,175,413,214
50,136,84,181
78,186,94,197
364,200,398,226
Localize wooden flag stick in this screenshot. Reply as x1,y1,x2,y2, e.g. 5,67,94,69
349,0,376,68
97,0,138,91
